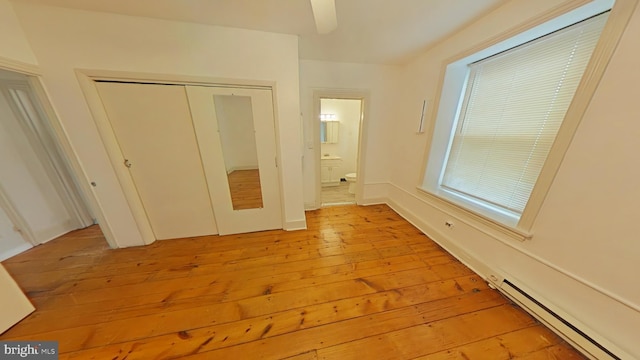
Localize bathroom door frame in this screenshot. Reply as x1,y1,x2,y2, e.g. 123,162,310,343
313,90,370,209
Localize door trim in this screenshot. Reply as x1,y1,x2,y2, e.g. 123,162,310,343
77,69,275,89
0,182,36,245
0,61,106,246
312,90,370,209
77,69,282,245
77,72,156,246
0,56,39,76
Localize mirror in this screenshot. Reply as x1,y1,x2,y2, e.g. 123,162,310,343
321,121,339,143
213,95,264,210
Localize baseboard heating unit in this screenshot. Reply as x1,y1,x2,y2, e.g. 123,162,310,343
498,279,621,360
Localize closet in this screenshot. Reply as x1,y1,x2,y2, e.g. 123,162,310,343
95,81,282,238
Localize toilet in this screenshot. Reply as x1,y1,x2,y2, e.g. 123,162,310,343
345,173,357,194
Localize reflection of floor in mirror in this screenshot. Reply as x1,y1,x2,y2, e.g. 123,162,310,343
228,169,263,210
321,182,355,206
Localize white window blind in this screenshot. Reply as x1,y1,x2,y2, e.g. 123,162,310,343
441,12,608,215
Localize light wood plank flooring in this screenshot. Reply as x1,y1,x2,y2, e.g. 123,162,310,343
227,169,263,210
0,205,585,359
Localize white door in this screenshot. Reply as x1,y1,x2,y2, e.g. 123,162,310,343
0,264,34,333
186,86,282,235
96,82,218,240
0,82,78,244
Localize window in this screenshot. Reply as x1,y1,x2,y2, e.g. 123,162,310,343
422,3,614,233
443,13,608,216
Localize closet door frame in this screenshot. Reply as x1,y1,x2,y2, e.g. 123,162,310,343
77,69,283,246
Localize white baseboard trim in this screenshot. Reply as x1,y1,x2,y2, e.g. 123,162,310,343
384,184,634,360
304,202,319,211
499,278,631,360
284,219,307,231
386,197,497,284
0,243,33,262
388,182,640,313
226,166,258,174
36,222,78,245
359,197,387,206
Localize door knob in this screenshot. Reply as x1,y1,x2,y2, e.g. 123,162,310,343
124,159,132,168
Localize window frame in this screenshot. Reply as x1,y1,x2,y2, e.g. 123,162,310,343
418,0,636,241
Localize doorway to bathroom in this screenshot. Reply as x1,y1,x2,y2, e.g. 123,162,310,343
318,97,363,207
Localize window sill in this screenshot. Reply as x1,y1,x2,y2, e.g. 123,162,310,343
416,186,533,242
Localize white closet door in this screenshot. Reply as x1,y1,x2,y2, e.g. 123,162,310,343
0,264,34,333
96,82,217,240
186,86,282,235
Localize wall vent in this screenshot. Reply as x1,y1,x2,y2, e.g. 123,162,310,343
499,279,620,360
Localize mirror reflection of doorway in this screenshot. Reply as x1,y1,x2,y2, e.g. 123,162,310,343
319,98,363,207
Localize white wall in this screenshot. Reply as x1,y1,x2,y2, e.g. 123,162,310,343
388,0,640,357
0,0,36,66
0,9,36,257
299,60,402,207
7,1,637,355
12,2,306,244
320,98,360,179
0,4,88,260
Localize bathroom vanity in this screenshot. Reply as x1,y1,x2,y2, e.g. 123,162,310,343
321,156,342,186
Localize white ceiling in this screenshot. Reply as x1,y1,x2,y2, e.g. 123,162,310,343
12,0,507,65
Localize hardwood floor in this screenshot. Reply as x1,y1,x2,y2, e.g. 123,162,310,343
0,205,585,359
227,169,263,210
